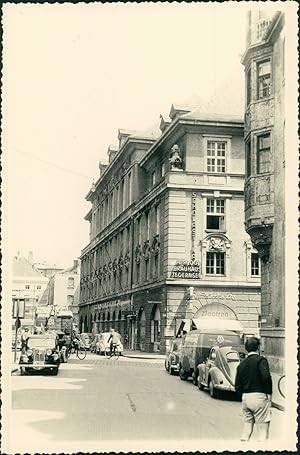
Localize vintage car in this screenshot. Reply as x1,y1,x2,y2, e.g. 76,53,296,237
196,345,246,398
19,334,61,375
178,328,242,383
97,332,123,355
164,338,182,375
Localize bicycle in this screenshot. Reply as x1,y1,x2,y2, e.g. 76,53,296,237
105,343,120,360
66,342,86,360
278,374,285,399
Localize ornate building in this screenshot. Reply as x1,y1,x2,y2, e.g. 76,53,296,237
242,11,285,372
79,106,261,353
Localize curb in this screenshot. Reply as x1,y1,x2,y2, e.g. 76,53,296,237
122,354,165,360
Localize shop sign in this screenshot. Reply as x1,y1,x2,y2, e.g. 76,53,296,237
170,260,200,279
196,303,237,320
195,292,235,301
191,192,197,261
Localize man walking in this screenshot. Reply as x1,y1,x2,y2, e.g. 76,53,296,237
235,337,272,442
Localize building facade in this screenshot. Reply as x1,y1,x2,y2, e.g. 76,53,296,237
242,11,285,373
12,253,48,330
79,106,261,353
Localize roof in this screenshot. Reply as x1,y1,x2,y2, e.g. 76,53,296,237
13,255,47,279
129,122,161,141
182,107,244,124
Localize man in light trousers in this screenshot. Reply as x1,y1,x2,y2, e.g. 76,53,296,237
235,337,272,442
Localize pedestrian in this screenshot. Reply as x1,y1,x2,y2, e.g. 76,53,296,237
235,336,272,442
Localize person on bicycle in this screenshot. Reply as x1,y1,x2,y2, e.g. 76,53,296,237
107,328,121,355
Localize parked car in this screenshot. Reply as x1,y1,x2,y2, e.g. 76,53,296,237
19,334,60,375
165,338,182,375
80,333,93,350
97,332,123,355
178,329,242,384
197,345,246,398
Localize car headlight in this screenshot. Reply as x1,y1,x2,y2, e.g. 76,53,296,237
27,349,33,356
46,349,52,356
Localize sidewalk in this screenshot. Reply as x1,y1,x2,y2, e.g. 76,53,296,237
271,371,285,411
122,350,165,360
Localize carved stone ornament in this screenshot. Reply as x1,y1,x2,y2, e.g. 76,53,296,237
248,225,273,262
102,264,107,276
112,258,118,274
107,261,113,275
208,237,225,251
135,244,142,264
169,144,183,170
118,255,124,270
124,250,130,269
142,240,151,260
151,234,160,255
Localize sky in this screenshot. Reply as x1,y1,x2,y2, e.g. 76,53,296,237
3,3,252,268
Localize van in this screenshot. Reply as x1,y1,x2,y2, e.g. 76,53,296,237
178,329,242,383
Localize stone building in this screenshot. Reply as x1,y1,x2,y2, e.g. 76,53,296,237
12,252,48,330
242,11,285,372
79,106,261,353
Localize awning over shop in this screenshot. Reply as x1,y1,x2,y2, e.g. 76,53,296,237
175,317,244,337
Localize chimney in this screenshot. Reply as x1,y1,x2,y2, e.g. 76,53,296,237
73,259,78,271
28,251,34,264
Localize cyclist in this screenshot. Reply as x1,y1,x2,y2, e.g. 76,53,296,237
107,328,121,355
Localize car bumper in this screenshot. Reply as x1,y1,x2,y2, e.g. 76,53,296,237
214,384,236,392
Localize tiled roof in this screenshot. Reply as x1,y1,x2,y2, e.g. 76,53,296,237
13,256,47,278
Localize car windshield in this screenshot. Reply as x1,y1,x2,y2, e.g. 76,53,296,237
27,337,56,349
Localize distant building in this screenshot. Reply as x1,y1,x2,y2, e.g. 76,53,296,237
46,259,81,327
79,105,261,352
12,252,48,330
27,250,64,279
242,11,285,373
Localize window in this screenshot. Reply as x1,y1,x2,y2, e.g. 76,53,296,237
136,262,140,283
246,67,252,106
152,170,156,186
246,140,251,178
155,205,160,235
257,60,271,99
257,134,271,174
161,162,165,177
251,253,260,276
68,277,75,289
25,285,30,290
128,172,132,206
206,252,225,275
207,141,226,173
206,199,225,230
145,211,150,240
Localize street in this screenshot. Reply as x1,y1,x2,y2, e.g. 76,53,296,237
11,353,286,453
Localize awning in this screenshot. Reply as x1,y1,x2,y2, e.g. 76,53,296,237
191,318,244,332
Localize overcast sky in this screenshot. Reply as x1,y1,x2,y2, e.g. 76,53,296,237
3,3,263,268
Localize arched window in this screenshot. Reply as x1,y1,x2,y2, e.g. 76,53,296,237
150,305,161,343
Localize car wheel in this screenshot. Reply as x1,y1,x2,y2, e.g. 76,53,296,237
51,367,59,376
192,372,198,386
169,365,175,375
209,379,218,398
197,376,205,391
179,366,188,381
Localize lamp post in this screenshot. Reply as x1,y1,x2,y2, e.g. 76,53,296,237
13,293,25,362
